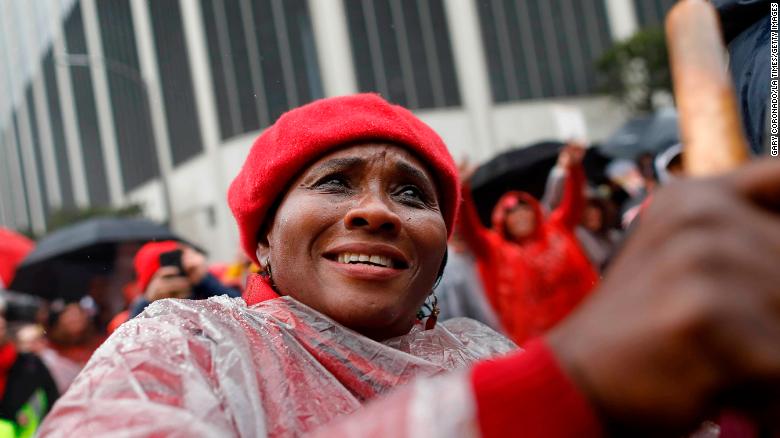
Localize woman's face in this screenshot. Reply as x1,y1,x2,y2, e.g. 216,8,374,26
258,143,448,340
505,204,536,241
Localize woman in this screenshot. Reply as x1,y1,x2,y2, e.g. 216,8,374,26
38,94,780,436
459,145,598,344
575,197,622,272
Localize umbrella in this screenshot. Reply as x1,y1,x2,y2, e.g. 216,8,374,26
470,141,563,227
0,227,35,288
10,217,187,301
600,108,680,159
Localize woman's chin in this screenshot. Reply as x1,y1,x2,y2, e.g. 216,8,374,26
329,306,415,340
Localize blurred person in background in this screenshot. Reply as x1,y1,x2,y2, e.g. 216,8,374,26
459,144,598,345
575,196,622,273
13,325,46,356
434,230,502,331
209,250,259,293
40,298,103,394
714,0,770,155
128,241,241,319
635,152,659,194
0,303,58,437
605,159,648,228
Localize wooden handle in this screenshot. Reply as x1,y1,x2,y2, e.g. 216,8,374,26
665,0,749,176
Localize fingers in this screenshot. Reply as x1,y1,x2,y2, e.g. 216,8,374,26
147,266,191,301
182,247,208,283
155,266,183,279
458,160,478,183
723,158,780,208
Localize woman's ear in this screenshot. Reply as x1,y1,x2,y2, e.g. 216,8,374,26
256,240,270,268
255,221,273,266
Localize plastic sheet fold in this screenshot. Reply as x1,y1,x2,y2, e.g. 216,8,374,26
39,295,515,437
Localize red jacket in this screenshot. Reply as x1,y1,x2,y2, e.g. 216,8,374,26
459,164,598,344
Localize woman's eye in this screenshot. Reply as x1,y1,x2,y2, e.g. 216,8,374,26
314,176,349,191
396,185,426,204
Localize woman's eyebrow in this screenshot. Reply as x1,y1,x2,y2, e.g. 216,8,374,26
394,161,435,191
310,157,364,174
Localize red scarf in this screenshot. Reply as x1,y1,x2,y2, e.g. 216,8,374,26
242,273,280,306
0,342,18,397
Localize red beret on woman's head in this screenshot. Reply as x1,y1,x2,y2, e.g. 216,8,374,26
228,93,460,265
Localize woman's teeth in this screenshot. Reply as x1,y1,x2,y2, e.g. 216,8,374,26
337,253,393,268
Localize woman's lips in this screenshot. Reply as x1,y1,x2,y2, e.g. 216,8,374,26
323,257,405,281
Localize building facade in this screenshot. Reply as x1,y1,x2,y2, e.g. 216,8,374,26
0,0,674,260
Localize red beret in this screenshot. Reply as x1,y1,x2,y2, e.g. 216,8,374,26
228,93,460,265
133,240,180,293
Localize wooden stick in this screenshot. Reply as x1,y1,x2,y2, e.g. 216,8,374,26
665,0,749,176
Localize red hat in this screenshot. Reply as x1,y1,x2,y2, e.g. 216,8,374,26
134,241,180,292
228,93,460,265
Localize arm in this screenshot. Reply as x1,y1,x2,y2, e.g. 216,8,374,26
550,162,587,230
457,183,495,260
541,165,566,211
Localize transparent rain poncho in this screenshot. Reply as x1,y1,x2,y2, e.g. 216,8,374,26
38,295,516,437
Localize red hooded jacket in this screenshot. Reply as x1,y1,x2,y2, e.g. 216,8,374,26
459,163,598,344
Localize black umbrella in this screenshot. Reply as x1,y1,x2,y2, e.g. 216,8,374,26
470,141,563,227
10,217,188,301
599,108,679,159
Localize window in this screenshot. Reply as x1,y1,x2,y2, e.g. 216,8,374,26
200,0,324,140
148,0,204,166
633,0,677,29
42,49,75,208
345,0,461,109
25,85,50,224
476,0,613,102
64,3,111,206
97,0,160,190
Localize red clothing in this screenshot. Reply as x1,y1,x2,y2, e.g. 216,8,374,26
460,164,598,344
0,343,18,397
473,339,601,437
107,310,129,335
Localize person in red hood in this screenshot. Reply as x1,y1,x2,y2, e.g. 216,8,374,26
458,144,598,344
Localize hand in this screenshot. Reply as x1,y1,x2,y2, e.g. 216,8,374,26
182,247,208,284
458,160,478,185
145,266,192,302
546,158,780,434
558,143,586,168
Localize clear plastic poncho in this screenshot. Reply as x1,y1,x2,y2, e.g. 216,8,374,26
38,295,516,437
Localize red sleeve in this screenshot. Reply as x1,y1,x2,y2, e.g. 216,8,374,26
550,163,587,230
457,183,495,260
471,339,602,438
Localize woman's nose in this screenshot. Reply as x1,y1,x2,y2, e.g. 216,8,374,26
344,194,402,234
